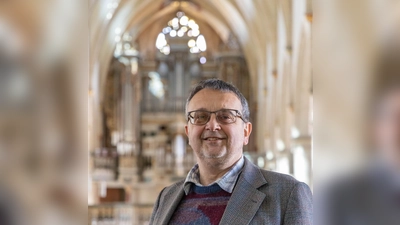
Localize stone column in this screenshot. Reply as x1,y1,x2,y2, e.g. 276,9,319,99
116,50,142,182
292,135,312,187
173,53,185,111
168,116,187,177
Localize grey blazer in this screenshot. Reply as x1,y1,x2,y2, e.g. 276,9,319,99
149,158,313,225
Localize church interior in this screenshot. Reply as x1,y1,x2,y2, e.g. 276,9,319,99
88,0,312,224
3,0,400,224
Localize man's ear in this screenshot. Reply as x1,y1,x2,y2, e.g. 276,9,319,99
185,124,189,137
243,122,252,145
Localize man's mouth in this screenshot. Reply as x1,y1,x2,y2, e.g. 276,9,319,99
203,137,225,141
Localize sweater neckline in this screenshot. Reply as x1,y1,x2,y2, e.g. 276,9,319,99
191,183,224,194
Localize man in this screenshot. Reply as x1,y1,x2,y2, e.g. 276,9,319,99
150,79,313,225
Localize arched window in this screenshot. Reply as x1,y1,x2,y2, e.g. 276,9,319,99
155,11,207,55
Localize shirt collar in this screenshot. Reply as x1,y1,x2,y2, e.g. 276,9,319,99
183,156,244,195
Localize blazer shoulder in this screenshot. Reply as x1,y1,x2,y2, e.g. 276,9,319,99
256,169,312,209
160,179,185,195
241,158,307,191
259,168,305,188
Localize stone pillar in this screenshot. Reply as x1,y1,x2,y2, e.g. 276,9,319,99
173,53,185,111
116,50,142,182
117,54,141,154
168,116,187,177
172,134,186,177
292,135,312,186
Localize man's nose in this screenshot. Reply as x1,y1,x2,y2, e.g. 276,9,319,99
205,113,221,131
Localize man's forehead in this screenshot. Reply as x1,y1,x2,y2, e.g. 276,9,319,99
188,89,242,111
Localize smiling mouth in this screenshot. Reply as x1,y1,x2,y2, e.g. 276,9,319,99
203,137,225,141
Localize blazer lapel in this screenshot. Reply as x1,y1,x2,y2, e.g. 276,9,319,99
155,182,185,225
219,158,268,225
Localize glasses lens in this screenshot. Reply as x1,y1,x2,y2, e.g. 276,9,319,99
191,111,210,125
216,110,236,124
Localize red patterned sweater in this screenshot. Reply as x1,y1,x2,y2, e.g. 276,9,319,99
168,183,232,225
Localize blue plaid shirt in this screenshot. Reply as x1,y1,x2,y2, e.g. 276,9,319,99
183,156,245,195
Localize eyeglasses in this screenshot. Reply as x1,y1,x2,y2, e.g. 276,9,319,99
187,109,246,125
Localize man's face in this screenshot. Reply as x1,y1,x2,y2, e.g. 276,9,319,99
375,89,400,168
185,89,252,166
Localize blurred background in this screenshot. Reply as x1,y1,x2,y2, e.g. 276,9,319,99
314,0,400,224
88,0,312,224
0,0,87,225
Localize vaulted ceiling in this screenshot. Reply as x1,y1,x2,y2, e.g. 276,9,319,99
89,0,308,100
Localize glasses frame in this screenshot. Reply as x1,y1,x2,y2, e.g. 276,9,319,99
187,108,246,125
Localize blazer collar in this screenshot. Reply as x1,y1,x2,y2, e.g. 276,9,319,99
241,157,268,188
219,157,268,224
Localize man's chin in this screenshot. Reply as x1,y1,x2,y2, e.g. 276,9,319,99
200,148,227,159
204,153,225,159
